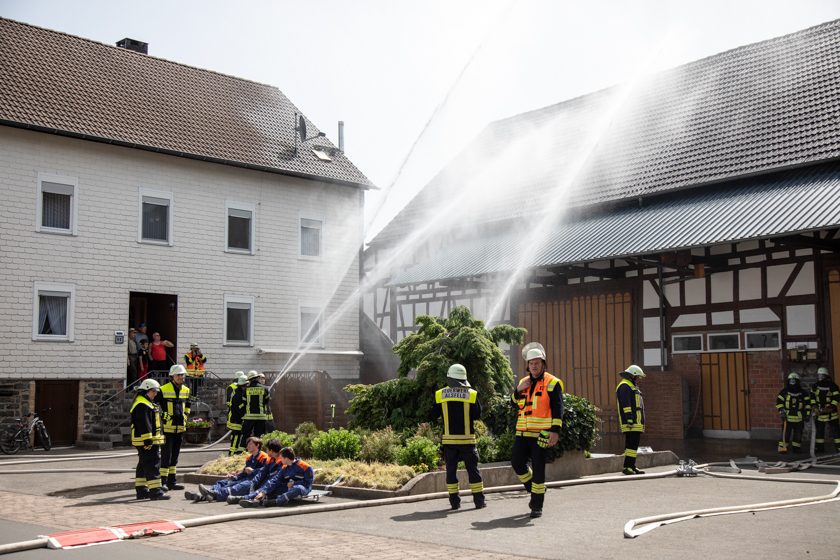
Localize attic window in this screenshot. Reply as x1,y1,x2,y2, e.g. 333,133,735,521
312,149,332,162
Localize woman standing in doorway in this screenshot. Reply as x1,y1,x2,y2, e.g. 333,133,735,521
148,332,174,374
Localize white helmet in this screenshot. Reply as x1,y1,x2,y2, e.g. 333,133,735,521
522,342,546,362
787,372,800,381
247,370,261,380
626,365,645,378
169,364,187,377
447,363,469,386
817,367,829,378
236,373,248,385
137,378,161,392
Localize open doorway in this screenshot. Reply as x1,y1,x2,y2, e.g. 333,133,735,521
129,292,178,381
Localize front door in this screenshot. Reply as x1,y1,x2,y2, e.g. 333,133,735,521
35,380,79,446
701,352,750,436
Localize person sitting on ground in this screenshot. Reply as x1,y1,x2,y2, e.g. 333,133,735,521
185,436,271,502
194,438,284,503
240,446,314,508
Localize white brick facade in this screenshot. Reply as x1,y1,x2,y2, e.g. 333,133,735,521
0,127,363,382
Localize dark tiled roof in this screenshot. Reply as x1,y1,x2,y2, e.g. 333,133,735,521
373,19,840,245
0,18,373,188
388,162,840,285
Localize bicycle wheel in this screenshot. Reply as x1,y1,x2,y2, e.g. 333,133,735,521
37,423,51,451
0,429,22,454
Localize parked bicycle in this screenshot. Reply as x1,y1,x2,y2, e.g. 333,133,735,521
0,410,51,454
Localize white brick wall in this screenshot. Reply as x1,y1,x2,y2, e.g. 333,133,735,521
0,127,363,381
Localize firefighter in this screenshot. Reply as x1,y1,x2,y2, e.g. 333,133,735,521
155,364,191,491
810,367,840,453
184,342,207,375
511,342,563,519
776,372,810,454
434,363,486,510
226,371,247,455
130,378,170,500
616,365,646,475
236,370,272,445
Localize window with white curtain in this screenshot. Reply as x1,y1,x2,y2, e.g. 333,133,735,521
300,306,322,345
138,189,173,245
226,202,255,254
32,282,75,341
36,174,77,235
300,217,322,257
224,295,254,346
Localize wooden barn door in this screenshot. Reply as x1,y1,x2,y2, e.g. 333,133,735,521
700,352,750,435
828,269,840,386
517,290,633,430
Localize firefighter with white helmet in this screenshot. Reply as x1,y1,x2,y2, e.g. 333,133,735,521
154,364,191,491
810,366,840,453
233,370,273,450
511,342,564,518
776,371,810,454
226,371,249,455
434,363,486,510
130,378,170,500
616,364,646,475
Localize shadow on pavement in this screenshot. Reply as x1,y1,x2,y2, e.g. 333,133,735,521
391,508,464,521
470,513,533,530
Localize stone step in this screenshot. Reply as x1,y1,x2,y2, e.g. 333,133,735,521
76,439,113,450
80,432,123,443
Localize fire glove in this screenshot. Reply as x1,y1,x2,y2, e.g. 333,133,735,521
161,412,171,422
537,430,551,449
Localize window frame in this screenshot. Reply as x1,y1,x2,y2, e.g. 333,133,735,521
36,173,78,236
225,201,256,255
745,330,781,351
299,212,324,259
299,304,324,347
707,332,741,351
671,334,704,354
32,282,75,342
138,188,174,246
224,295,254,347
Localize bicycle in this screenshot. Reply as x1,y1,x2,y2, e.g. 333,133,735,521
0,410,51,454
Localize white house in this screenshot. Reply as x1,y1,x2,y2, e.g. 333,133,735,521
0,18,373,444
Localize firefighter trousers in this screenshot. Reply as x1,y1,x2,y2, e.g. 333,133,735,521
239,420,266,448
443,445,484,498
815,418,840,451
511,434,547,510
780,420,804,451
160,432,183,483
228,430,243,455
623,431,642,469
135,445,162,489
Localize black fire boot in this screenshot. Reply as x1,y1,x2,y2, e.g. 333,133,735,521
448,494,461,510
149,488,171,501
135,487,150,500
160,478,169,493
473,493,486,509
168,475,184,491
529,493,544,518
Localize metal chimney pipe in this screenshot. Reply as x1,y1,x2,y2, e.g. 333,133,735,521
338,121,345,152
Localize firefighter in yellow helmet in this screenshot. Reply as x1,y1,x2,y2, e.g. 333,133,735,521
434,364,485,510
777,372,810,454
235,370,272,449
810,367,840,453
616,365,646,475
155,364,191,491
130,378,170,500
511,343,564,518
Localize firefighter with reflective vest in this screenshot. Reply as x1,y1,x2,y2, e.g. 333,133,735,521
776,372,811,454
511,342,564,519
616,365,646,475
226,371,248,455
154,364,191,491
184,342,207,376
434,364,486,510
235,370,272,446
130,378,170,500
810,367,840,453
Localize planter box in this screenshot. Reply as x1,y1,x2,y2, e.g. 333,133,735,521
183,428,210,444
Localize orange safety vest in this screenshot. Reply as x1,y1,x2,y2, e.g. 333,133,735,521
514,372,564,433
184,352,206,375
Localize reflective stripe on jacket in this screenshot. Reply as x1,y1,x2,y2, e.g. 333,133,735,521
513,372,564,433
810,382,840,421
130,395,165,446
616,377,645,433
777,389,810,422
157,381,191,433
184,352,206,372
435,386,481,445
242,383,273,421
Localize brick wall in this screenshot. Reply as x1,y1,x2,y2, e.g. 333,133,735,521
0,127,363,386
638,370,685,438
747,350,784,430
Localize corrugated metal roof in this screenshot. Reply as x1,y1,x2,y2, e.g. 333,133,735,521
374,18,840,246
0,18,373,188
387,163,840,286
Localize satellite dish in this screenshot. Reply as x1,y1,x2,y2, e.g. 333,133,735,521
297,115,307,142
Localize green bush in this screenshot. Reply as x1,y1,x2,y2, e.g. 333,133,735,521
396,436,440,472
293,421,321,458
545,393,600,460
475,434,496,464
346,377,426,433
359,427,401,463
312,428,362,461
493,429,516,462
483,394,518,436
258,430,295,449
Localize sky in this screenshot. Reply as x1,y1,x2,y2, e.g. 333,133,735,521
2,0,839,242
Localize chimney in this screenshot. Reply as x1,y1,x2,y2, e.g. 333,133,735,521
116,38,148,54
338,121,345,152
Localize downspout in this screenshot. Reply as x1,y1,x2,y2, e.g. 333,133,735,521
658,258,666,372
